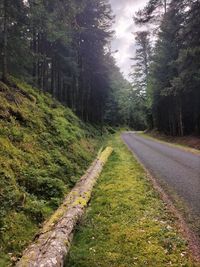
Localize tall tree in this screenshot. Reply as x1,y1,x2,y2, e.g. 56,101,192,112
76,0,114,122
128,31,152,129
0,0,27,81
130,31,151,96
171,0,200,134
148,0,195,136
134,0,169,25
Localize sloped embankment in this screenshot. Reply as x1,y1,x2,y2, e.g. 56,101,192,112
0,79,101,266
16,147,113,267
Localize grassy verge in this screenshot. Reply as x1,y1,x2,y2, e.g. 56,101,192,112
138,132,200,236
66,134,196,267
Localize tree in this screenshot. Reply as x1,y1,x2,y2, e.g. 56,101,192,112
148,0,199,136
171,0,200,134
128,31,152,130
130,31,151,96
0,0,118,124
134,0,169,25
104,55,131,126
0,0,27,81
75,0,114,122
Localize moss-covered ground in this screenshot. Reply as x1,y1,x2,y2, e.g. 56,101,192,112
66,134,196,267
140,132,200,154
0,78,105,266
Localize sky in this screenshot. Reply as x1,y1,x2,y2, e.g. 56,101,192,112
109,0,148,80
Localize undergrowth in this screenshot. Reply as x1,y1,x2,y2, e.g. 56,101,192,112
66,134,196,267
0,78,107,266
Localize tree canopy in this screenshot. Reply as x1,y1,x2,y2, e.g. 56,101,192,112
131,0,200,135
1,0,199,134
0,0,128,124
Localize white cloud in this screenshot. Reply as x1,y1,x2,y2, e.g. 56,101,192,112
109,0,149,80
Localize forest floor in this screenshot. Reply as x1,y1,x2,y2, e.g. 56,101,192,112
66,134,197,267
144,131,200,151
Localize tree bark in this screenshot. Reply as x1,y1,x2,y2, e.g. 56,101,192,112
179,103,184,137
164,0,167,14
2,0,8,82
16,147,113,267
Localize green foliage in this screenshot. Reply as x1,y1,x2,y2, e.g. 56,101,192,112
148,0,200,135
127,31,152,130
0,79,100,265
132,0,200,136
0,0,116,123
104,57,131,127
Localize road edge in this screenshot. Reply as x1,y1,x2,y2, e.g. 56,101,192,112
121,133,200,263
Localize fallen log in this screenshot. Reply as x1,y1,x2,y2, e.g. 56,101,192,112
16,147,113,267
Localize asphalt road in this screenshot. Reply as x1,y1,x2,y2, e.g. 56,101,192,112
122,132,200,216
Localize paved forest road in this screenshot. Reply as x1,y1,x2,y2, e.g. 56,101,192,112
122,132,200,216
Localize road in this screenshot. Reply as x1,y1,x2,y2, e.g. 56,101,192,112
122,132,200,216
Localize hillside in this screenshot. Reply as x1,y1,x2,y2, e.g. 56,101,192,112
0,79,102,265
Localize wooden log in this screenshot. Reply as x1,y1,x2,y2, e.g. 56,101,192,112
16,147,113,267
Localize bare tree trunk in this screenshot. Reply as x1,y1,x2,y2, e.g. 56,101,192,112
164,0,167,14
51,57,56,96
2,0,8,82
16,147,113,267
179,103,184,137
32,29,37,85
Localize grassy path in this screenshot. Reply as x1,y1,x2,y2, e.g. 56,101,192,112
66,135,196,267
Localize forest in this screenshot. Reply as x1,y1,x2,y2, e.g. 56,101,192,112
1,0,200,135
131,0,200,135
0,0,200,265
0,0,129,126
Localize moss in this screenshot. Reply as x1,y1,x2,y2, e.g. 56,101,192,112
98,146,113,163
0,79,102,266
66,134,196,267
72,197,88,208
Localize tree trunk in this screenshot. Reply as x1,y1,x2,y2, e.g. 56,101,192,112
179,103,184,137
164,0,167,14
32,29,37,85
16,147,113,267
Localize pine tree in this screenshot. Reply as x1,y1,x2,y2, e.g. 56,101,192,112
130,31,151,96
0,0,27,81
128,31,152,129
134,0,169,25
149,0,189,135
76,0,114,122
172,0,200,134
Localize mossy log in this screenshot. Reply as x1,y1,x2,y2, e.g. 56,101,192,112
16,147,113,267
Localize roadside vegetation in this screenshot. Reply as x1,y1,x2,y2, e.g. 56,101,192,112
136,132,200,237
0,79,105,266
66,134,195,267
0,0,199,265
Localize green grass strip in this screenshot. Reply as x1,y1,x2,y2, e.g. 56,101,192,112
66,134,196,267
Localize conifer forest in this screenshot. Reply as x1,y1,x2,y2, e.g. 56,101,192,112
0,0,200,266
1,0,199,134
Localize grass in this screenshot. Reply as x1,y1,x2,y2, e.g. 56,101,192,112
138,132,200,236
66,134,196,267
0,78,104,266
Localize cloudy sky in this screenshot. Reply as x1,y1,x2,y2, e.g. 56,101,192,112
109,0,148,79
